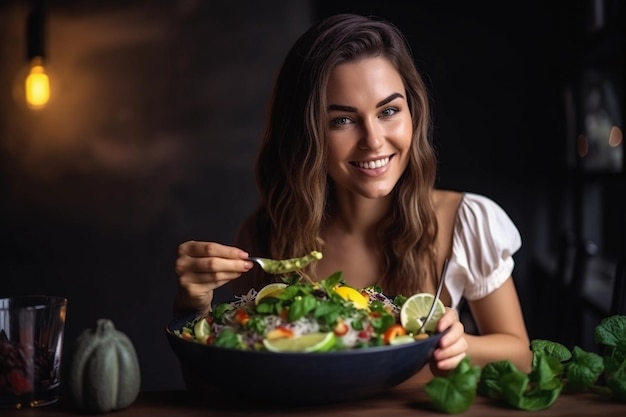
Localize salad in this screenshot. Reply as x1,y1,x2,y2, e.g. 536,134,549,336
175,271,437,352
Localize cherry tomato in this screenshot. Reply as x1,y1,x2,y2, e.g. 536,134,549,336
383,324,407,344
234,309,250,325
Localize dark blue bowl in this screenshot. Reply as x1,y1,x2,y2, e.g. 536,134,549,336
166,313,445,405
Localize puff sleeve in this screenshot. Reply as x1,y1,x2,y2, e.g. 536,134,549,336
445,193,522,310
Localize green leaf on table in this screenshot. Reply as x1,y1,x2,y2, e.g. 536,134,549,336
566,346,604,390
531,339,572,362
594,315,626,348
425,357,481,414
478,360,518,399
482,353,563,411
501,366,562,411
530,352,565,390
596,315,626,401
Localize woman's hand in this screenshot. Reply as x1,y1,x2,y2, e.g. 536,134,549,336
429,307,467,376
174,241,253,315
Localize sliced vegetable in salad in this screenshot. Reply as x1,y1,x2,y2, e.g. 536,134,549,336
175,272,441,352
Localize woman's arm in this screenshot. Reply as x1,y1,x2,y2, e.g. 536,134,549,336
464,277,532,373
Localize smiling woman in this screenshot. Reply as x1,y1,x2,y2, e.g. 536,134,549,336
325,58,413,200
174,12,533,390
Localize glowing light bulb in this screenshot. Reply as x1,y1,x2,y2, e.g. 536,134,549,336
25,57,50,109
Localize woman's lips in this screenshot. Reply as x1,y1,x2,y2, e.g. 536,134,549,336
349,156,391,169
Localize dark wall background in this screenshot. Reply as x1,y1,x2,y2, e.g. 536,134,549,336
0,0,623,391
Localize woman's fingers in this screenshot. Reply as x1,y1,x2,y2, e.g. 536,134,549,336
430,308,468,373
176,254,252,277
175,241,255,314
176,241,252,276
179,241,249,260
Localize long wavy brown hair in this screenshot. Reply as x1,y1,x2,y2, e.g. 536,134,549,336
250,13,438,296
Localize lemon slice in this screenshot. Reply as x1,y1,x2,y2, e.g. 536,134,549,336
263,332,335,352
334,286,369,310
255,282,288,305
193,317,211,344
400,293,445,334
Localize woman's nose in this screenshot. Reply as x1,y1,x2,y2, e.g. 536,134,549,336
358,118,384,150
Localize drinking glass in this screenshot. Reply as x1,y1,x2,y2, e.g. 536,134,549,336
0,295,67,408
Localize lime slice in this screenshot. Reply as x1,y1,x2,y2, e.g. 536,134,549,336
389,334,416,345
255,283,288,305
193,317,211,344
334,286,369,310
400,293,445,334
263,332,335,352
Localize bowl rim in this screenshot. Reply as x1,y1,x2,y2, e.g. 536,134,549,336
166,312,447,356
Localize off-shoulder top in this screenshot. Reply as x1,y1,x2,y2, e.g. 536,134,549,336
445,193,522,311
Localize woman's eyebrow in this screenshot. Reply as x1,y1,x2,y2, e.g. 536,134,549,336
327,104,357,112
376,92,404,108
327,93,405,112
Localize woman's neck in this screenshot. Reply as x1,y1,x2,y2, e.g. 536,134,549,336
329,191,393,236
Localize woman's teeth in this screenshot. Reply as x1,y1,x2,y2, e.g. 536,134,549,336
352,157,390,169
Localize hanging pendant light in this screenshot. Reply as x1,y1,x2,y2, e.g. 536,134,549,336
24,0,50,110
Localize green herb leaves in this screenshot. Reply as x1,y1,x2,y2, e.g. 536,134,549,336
425,315,626,413
595,315,626,401
425,357,481,413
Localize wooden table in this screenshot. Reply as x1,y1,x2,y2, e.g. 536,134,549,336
3,376,625,416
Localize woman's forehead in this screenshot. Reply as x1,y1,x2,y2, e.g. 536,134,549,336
326,57,404,104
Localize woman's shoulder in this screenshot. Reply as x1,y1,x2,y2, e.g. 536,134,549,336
432,189,464,225
456,192,516,227
433,189,521,257
434,190,512,218
451,190,522,254
432,189,464,209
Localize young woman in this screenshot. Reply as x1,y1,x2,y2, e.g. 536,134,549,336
174,13,532,377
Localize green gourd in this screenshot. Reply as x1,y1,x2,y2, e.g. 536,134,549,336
68,319,141,413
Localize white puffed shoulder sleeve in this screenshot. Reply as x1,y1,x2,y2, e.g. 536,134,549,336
446,193,522,310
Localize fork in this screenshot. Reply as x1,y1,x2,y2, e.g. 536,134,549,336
416,258,450,334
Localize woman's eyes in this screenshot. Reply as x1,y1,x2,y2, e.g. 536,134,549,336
330,117,353,127
329,107,399,127
380,107,399,118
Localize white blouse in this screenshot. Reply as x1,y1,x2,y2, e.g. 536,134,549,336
445,193,522,311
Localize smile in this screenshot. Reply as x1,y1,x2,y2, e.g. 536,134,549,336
350,156,391,169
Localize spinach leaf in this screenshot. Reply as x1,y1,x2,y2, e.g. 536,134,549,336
430,315,626,413
500,363,562,411
594,315,626,349
478,360,518,399
479,353,562,411
530,339,571,362
425,357,481,414
566,346,604,389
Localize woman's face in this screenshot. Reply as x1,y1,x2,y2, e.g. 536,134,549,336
325,57,413,200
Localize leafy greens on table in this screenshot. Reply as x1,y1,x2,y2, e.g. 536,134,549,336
425,315,626,413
